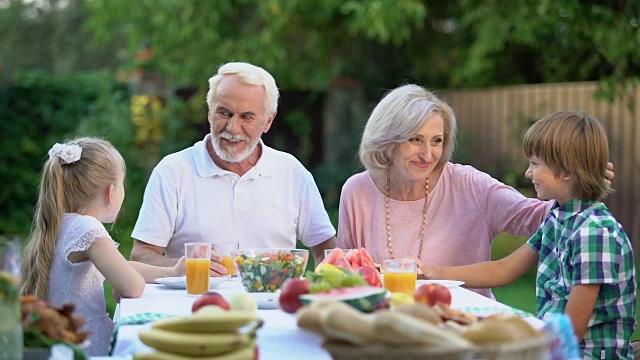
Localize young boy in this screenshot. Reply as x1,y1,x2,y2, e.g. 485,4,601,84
424,110,636,359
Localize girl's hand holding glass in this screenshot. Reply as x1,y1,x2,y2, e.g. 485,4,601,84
172,256,187,276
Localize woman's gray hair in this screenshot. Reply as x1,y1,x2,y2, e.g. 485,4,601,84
206,62,279,116
359,84,457,177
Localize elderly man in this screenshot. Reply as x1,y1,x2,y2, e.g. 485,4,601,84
130,62,336,275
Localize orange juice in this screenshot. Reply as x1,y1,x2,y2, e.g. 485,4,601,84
221,256,236,276
186,258,211,295
383,272,416,294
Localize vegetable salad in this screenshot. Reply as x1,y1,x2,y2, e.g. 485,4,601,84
235,252,306,292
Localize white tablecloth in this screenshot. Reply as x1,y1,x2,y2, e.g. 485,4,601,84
110,279,543,359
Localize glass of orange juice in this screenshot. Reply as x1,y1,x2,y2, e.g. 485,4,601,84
212,242,239,276
185,242,211,295
383,259,417,295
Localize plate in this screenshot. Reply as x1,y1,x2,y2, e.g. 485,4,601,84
416,279,465,288
248,292,280,309
155,276,228,290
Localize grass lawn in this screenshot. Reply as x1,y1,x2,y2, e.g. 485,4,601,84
491,232,640,341
490,233,537,315
105,227,133,318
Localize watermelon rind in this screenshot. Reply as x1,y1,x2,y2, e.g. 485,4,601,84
299,286,386,312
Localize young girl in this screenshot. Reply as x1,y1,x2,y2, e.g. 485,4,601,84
21,138,186,356
422,111,636,359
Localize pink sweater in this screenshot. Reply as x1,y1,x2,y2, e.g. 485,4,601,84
337,163,553,298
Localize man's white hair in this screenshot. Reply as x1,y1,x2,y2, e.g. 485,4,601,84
206,62,279,116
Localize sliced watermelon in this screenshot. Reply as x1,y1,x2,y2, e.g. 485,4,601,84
325,248,345,263
299,285,386,312
346,249,361,269
358,248,376,269
323,248,353,272
324,248,380,275
333,256,354,272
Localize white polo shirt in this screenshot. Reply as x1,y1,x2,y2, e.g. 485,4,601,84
131,135,336,258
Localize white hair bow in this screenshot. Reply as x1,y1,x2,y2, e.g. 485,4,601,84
48,143,82,165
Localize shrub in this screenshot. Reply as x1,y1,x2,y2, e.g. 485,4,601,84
0,71,131,235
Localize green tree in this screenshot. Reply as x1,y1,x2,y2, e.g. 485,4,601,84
3,0,639,101
85,0,428,90
0,0,123,76
453,0,640,103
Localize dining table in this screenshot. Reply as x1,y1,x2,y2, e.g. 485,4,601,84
107,278,544,359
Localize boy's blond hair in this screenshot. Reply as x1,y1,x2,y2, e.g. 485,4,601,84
523,110,611,201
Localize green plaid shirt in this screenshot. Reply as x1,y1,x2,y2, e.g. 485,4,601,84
527,199,636,360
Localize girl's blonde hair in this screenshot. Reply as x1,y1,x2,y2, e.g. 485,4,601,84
21,137,124,299
359,84,457,178
523,110,611,201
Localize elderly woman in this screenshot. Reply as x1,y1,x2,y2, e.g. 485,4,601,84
337,84,613,298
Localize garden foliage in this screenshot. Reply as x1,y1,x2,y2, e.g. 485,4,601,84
0,72,131,235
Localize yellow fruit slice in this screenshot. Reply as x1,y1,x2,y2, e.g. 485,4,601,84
315,263,343,275
389,292,415,307
228,293,258,314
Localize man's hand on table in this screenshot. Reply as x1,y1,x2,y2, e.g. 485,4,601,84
210,252,228,277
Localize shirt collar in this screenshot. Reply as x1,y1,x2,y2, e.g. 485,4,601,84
193,134,274,178
550,198,598,221
251,140,274,177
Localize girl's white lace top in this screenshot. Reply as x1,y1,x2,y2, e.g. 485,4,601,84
47,213,120,356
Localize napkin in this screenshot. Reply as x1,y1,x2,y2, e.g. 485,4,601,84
50,343,75,360
457,306,536,319
108,313,175,356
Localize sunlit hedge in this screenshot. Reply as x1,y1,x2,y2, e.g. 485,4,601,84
0,71,132,236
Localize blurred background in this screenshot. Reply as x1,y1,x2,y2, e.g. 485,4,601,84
1,0,638,333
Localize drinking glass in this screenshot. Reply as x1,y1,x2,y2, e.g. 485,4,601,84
0,236,22,360
323,248,352,258
184,243,211,295
383,259,417,295
211,242,239,276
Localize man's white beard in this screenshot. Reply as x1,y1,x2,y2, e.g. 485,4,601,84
212,131,260,163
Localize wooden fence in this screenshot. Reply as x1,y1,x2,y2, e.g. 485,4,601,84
441,82,640,250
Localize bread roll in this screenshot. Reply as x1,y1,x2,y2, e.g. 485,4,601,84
393,303,441,325
319,301,376,346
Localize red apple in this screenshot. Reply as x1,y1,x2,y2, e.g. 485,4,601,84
413,284,451,307
192,291,231,312
279,278,311,313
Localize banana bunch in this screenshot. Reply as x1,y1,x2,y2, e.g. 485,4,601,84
134,306,262,360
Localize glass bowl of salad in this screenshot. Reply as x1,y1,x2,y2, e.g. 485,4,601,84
232,249,309,293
